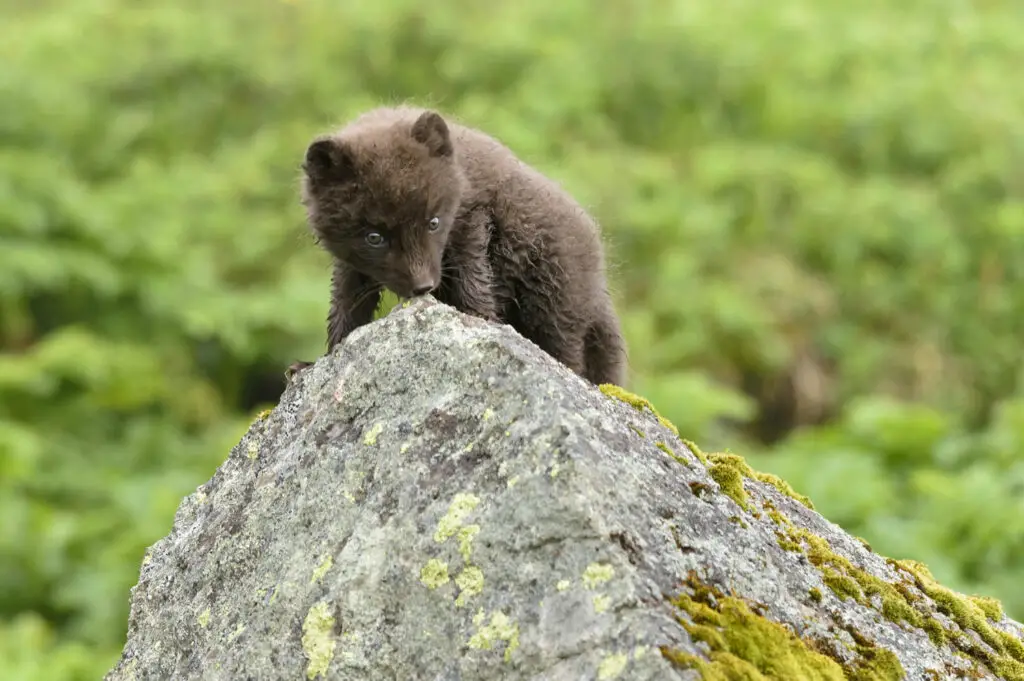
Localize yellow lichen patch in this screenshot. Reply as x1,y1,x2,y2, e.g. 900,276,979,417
256,408,272,421
341,468,366,504
593,593,611,613
227,623,246,642
197,607,211,628
455,566,485,607
550,461,561,478
434,493,481,543
556,579,571,591
399,441,411,454
599,384,679,436
362,422,383,446
301,601,336,680
468,610,520,663
598,652,629,679
419,558,450,589
246,441,259,460
196,490,208,505
456,524,480,562
482,407,494,421
582,562,615,589
707,453,753,511
311,555,333,584
661,575,853,680
507,475,520,488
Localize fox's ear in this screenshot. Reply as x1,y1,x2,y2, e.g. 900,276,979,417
303,137,356,183
411,111,453,158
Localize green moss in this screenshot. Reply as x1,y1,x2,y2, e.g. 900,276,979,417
968,595,1004,621
662,573,907,681
599,384,679,436
729,515,749,529
920,618,947,647
661,574,847,680
845,640,904,681
777,527,1024,677
599,384,817,508
707,453,752,511
821,566,862,601
255,408,272,421
750,471,815,510
599,384,1022,679
893,560,1024,678
656,440,690,467
775,531,802,552
809,588,823,603
628,424,646,438
683,438,710,465
892,558,934,581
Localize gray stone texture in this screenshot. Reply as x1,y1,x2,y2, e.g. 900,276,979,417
105,297,1024,681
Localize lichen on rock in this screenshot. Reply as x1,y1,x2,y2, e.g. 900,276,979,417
103,297,1023,681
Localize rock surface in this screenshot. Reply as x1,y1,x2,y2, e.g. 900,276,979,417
105,297,1024,681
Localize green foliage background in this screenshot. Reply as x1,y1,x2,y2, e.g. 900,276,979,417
2,0,1024,677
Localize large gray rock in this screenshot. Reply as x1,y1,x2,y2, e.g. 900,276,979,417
106,297,1024,681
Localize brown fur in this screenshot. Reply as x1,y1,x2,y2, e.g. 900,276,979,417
288,106,628,387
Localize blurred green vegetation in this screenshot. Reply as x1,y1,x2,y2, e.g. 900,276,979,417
2,0,1024,676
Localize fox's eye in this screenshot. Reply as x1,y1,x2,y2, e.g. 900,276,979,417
428,217,440,232
365,232,384,246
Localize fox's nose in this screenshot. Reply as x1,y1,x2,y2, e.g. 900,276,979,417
412,283,434,296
